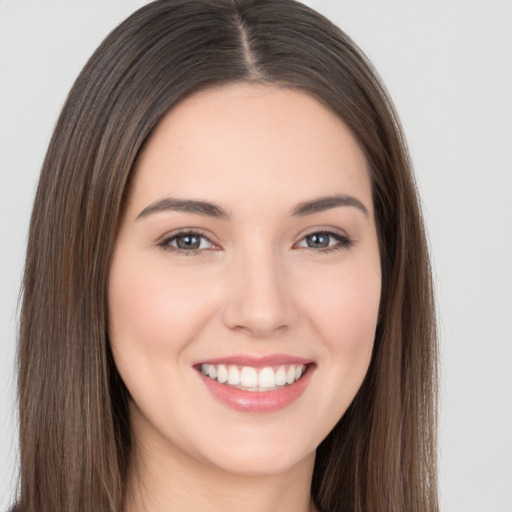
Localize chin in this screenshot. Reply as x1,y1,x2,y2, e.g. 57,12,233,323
198,439,316,477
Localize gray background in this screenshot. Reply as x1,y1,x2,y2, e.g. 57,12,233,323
1,1,511,510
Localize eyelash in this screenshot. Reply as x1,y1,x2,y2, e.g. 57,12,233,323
157,228,353,255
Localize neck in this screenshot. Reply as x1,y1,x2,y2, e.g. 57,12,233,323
124,426,317,512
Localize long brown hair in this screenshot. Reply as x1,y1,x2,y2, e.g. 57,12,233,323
17,1,438,511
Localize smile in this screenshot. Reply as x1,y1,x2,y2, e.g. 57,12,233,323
194,355,315,413
200,363,307,391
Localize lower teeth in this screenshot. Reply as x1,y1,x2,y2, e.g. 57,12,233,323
232,384,282,392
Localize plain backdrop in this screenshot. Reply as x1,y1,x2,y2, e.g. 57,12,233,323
1,1,511,511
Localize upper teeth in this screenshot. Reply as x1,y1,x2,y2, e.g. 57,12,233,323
200,363,306,391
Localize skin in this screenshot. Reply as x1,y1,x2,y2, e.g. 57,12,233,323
108,84,382,512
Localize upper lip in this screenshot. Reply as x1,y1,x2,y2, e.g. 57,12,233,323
193,353,314,368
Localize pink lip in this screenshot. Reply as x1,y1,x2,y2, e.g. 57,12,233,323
194,353,313,368
197,362,315,414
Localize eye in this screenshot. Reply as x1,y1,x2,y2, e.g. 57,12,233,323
295,230,352,252
158,230,217,253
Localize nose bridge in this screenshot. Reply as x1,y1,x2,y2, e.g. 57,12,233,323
222,239,295,337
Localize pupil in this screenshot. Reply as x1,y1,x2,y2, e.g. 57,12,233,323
308,233,329,248
177,235,200,250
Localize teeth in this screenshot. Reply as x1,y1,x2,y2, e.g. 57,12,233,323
208,365,217,379
258,367,275,388
286,365,296,384
199,363,307,391
228,365,240,385
275,366,287,386
217,364,228,384
240,367,258,387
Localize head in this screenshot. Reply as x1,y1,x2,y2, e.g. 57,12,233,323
18,1,437,512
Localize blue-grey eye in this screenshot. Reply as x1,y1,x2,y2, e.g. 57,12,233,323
161,232,214,251
296,231,351,250
306,233,331,248
175,234,202,250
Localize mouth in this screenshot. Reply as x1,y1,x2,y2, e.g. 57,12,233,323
193,355,315,413
197,362,309,391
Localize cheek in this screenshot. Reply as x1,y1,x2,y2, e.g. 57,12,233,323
108,257,215,356
300,259,381,367
107,255,222,427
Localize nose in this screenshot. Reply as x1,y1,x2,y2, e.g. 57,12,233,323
221,247,297,338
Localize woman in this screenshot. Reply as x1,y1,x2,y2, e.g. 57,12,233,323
16,1,438,511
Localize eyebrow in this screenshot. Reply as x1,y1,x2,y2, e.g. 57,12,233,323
291,194,369,218
136,198,230,220
136,194,369,221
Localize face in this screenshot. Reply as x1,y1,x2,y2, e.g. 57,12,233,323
108,84,381,477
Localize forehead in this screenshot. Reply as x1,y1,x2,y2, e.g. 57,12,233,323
128,83,372,218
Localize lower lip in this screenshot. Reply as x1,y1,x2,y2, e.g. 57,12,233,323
198,366,314,413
